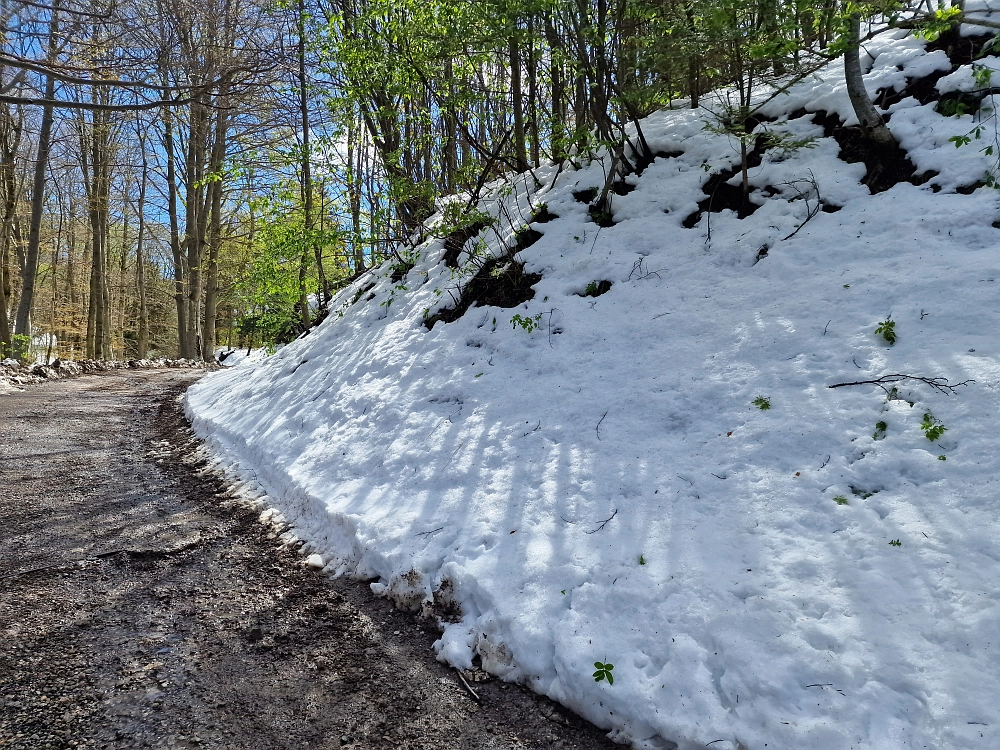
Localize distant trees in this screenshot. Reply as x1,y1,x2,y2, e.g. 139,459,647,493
0,0,986,361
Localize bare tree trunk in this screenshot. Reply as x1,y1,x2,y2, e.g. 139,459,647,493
844,14,895,145
136,124,149,359
162,106,189,358
201,88,230,362
509,35,528,172
13,7,58,359
298,0,329,310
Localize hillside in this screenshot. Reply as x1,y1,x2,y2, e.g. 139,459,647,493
186,28,1000,750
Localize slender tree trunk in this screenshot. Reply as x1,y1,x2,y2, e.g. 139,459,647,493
844,14,895,145
527,16,539,168
201,90,230,361
509,34,528,172
13,10,58,359
136,133,149,359
162,107,189,358
298,0,329,309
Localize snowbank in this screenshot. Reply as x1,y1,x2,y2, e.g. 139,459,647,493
187,32,1000,750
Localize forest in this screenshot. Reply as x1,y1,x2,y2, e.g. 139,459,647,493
0,0,987,362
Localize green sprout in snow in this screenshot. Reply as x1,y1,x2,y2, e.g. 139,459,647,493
593,661,615,684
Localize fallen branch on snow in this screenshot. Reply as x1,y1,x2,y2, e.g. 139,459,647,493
828,374,974,396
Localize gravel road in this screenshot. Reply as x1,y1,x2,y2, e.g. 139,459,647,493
0,370,617,750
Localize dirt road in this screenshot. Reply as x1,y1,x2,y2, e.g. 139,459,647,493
0,370,616,750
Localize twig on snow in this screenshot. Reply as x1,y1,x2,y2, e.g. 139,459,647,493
828,374,974,396
596,410,609,441
521,420,541,437
416,527,444,537
584,508,618,534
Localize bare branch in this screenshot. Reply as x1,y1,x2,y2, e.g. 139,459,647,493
828,374,974,396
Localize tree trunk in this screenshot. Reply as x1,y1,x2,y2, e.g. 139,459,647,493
13,21,58,360
298,0,329,309
509,35,528,172
844,14,895,145
162,106,190,358
136,148,149,359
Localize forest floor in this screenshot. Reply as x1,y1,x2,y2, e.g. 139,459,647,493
0,370,616,750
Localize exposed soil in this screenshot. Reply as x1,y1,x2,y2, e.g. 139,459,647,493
0,371,617,750
682,138,770,228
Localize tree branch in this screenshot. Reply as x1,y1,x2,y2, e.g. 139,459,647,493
828,373,974,395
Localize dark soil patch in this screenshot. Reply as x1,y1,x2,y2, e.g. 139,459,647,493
442,219,491,268
682,138,769,228
389,261,414,283
632,149,684,175
821,202,843,213
588,204,617,227
805,110,917,193
612,181,636,196
956,180,986,194
425,253,542,330
873,68,952,110
833,126,917,193
514,227,544,252
352,281,376,305
580,280,613,298
925,30,996,67
573,187,598,203
531,204,559,223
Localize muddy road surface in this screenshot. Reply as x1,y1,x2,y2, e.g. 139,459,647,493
0,370,617,750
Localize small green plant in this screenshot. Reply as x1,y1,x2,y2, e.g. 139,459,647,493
561,589,566,595
889,539,902,547
937,97,971,118
875,319,896,345
833,495,850,506
938,455,947,461
475,373,483,378
753,396,771,410
843,284,850,288
593,661,615,685
873,421,888,440
921,412,947,441
639,554,646,565
510,313,542,332
585,281,600,296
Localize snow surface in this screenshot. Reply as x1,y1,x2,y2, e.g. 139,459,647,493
187,33,1000,750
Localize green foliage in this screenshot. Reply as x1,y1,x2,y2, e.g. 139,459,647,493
232,179,347,347
920,412,947,441
5,333,31,360
912,6,963,41
873,420,888,440
753,395,771,410
937,98,972,118
938,454,947,461
639,554,647,565
875,319,896,345
888,539,902,547
593,661,615,685
510,313,542,332
833,495,850,505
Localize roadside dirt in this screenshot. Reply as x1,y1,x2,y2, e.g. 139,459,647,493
0,370,617,750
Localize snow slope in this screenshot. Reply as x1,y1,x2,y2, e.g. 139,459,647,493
187,30,1000,750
